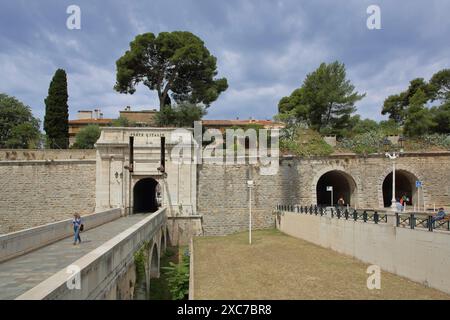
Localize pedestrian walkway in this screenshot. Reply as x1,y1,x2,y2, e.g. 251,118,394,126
0,214,148,300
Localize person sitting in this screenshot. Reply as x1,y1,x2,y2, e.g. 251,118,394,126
395,199,403,212
432,208,447,223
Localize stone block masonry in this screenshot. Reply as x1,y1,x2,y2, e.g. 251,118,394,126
0,149,96,161
0,160,96,234
197,152,450,236
1,147,449,237
197,163,298,235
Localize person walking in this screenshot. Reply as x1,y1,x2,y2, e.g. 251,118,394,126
73,213,83,245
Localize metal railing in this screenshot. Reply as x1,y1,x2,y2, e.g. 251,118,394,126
275,204,450,232
395,212,450,232
275,204,388,224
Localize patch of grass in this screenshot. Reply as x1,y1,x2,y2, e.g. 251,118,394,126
194,229,450,300
280,128,334,157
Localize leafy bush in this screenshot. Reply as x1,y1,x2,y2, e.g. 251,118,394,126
155,103,206,127
339,130,386,155
421,134,450,149
161,250,190,300
280,128,334,157
72,125,101,149
402,134,450,151
164,248,176,258
111,116,137,127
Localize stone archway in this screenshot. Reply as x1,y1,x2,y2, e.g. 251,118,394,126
314,169,358,207
381,169,423,208
133,178,160,213
149,243,160,278
160,228,167,252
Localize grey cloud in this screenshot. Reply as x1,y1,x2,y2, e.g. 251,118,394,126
0,0,449,123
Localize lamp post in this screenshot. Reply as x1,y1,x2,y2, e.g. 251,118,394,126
384,136,405,210
247,179,254,245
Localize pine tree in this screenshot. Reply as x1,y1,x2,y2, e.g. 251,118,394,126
404,89,435,137
44,69,69,149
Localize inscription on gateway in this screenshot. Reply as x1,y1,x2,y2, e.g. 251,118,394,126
128,132,166,138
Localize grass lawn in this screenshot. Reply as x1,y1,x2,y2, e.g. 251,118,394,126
193,229,450,300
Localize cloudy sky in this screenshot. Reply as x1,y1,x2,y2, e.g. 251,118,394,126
1,0,449,123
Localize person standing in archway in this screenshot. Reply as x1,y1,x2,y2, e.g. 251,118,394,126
338,196,345,211
401,194,408,205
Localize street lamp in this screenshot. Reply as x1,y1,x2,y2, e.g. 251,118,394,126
384,137,405,210
247,179,254,245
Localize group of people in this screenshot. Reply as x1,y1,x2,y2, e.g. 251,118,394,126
336,195,447,225
395,194,410,212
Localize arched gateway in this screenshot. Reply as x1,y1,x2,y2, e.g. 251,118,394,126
133,178,160,213
315,170,357,207
382,169,421,208
94,127,197,215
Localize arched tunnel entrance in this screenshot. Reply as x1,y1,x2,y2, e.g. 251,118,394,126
133,178,160,213
382,170,418,207
316,170,356,207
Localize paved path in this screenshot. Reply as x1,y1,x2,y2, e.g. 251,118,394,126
0,214,148,300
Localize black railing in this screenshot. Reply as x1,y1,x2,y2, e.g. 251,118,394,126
275,204,449,232
276,204,388,224
395,212,450,232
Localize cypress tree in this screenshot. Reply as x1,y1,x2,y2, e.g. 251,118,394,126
44,69,69,149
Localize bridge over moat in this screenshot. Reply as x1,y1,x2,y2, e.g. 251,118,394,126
0,208,167,300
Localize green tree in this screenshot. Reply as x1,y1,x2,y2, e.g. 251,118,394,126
278,61,365,134
0,93,41,149
72,125,101,149
381,78,432,124
404,89,435,137
155,103,206,127
111,116,136,127
429,69,450,102
346,115,379,136
44,69,69,149
431,102,450,134
114,31,228,110
379,119,401,136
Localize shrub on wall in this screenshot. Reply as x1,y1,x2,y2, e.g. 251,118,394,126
339,131,450,154
421,134,450,150
161,249,190,300
339,130,387,155
280,128,334,157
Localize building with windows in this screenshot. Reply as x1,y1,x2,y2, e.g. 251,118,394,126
68,110,113,146
119,106,158,126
